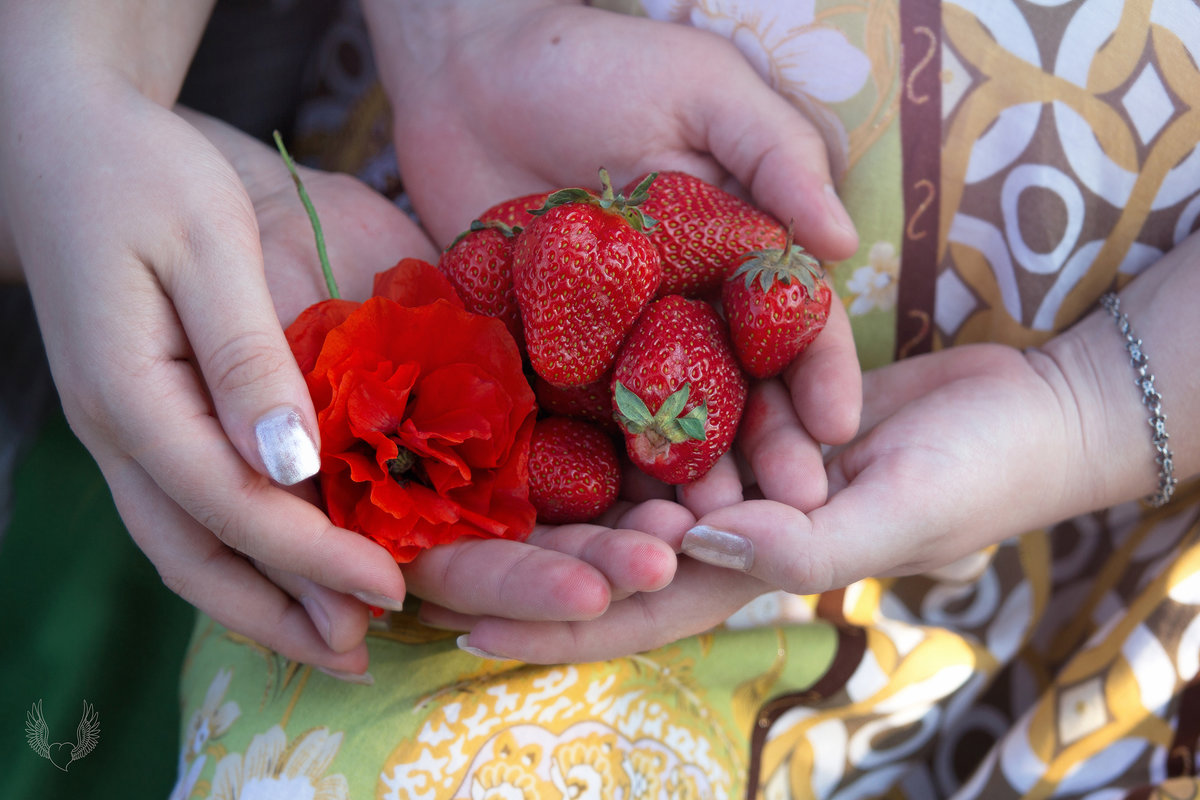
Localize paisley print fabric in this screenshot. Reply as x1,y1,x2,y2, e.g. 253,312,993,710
175,1,1200,798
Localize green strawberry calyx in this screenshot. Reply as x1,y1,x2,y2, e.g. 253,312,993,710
614,381,707,448
529,168,659,233
446,218,520,251
730,220,824,295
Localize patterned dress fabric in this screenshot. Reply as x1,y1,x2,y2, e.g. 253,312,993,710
173,1,1200,798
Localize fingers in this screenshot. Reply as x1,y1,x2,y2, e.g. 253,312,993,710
406,515,681,621
680,499,842,595
783,294,862,446
105,457,370,674
452,558,768,664
109,356,408,608
682,478,950,598
404,538,612,622
146,139,322,489
690,45,859,262
677,452,744,518
252,561,370,656
736,381,828,512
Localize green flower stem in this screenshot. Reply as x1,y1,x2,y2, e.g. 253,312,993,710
272,130,340,300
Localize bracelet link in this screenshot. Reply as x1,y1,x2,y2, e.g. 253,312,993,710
1100,292,1176,508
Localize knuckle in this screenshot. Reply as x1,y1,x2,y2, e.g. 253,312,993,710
779,547,833,596
204,330,294,398
158,567,192,601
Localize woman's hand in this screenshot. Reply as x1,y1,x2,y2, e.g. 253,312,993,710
192,111,689,662
425,345,1073,663
0,54,435,674
363,0,858,262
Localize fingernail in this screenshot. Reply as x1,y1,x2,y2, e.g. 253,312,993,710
457,635,511,661
353,591,406,612
315,666,375,686
823,183,856,236
300,595,333,646
255,406,320,486
682,525,754,572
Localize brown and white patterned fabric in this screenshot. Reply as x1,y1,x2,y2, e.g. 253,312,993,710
173,2,1200,798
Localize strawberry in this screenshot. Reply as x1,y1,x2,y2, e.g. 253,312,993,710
534,371,620,435
528,416,621,523
623,170,787,298
512,169,662,387
612,295,746,484
438,220,524,348
478,191,553,229
722,225,832,379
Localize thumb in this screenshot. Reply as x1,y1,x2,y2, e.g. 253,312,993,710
164,177,320,486
693,60,860,262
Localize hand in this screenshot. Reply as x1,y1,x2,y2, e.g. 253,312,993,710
367,0,863,504
194,111,693,656
681,344,1090,592
0,61,435,675
429,345,1077,662
362,0,859,262
676,291,862,519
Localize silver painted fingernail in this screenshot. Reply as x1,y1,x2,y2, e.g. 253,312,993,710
353,591,406,612
255,406,320,485
682,525,754,572
824,183,856,235
315,666,375,686
457,635,512,661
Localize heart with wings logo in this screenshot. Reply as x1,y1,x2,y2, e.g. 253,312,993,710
26,700,100,771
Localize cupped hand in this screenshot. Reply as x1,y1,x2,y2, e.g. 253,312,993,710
0,73,438,676
363,0,858,262
681,344,1090,593
434,344,1088,663
191,110,691,657
363,0,863,520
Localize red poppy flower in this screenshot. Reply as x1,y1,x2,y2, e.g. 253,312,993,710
286,260,537,562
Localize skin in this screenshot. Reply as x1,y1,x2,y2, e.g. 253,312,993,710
422,236,1200,663
0,0,864,673
361,0,869,659
0,1,674,677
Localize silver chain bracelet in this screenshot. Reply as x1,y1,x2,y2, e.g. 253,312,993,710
1100,292,1176,507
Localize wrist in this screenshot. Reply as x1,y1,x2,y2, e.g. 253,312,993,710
0,1,213,107
1031,243,1200,511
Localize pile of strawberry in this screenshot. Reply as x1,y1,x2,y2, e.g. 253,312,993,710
438,170,832,524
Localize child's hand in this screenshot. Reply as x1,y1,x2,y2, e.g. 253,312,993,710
405,499,689,629
363,0,859,262
191,111,692,666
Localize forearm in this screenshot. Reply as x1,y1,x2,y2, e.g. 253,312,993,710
0,1,213,107
360,0,576,98
1034,233,1200,512
0,1,216,280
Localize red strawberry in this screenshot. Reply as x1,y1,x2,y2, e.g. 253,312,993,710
437,220,524,347
513,170,662,387
623,170,787,298
534,372,620,434
722,226,832,379
528,416,621,523
612,295,746,484
478,191,553,229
